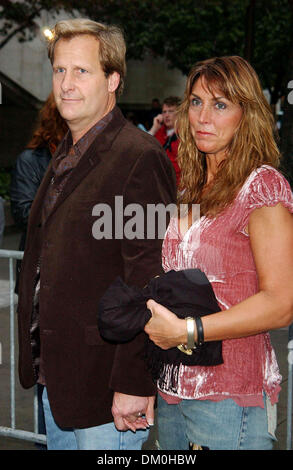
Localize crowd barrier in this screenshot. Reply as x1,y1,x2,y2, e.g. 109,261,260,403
0,249,46,445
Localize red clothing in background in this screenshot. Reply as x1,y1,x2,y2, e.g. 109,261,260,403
155,125,180,185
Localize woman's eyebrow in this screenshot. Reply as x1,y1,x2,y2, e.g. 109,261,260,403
191,92,226,100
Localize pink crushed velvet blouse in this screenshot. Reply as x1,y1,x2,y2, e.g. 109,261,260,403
159,165,293,408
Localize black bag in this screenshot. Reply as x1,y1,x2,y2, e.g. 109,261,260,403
97,269,223,390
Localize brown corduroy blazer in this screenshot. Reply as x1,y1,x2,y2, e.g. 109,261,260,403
17,106,176,428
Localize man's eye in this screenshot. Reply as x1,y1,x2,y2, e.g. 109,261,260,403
79,68,87,74
55,67,65,73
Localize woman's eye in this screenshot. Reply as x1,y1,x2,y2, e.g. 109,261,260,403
215,102,227,110
191,98,201,106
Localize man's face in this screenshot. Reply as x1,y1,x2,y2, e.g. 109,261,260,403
162,104,177,130
52,34,119,139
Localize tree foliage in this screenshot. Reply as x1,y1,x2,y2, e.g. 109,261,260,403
253,0,293,104
77,0,248,72
0,1,69,48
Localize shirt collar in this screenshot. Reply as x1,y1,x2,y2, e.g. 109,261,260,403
54,109,114,162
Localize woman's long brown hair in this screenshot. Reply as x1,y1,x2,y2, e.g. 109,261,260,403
27,92,67,153
176,56,280,218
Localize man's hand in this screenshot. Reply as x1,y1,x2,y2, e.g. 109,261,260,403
148,113,163,136
112,392,155,432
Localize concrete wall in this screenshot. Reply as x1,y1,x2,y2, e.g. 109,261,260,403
0,11,54,102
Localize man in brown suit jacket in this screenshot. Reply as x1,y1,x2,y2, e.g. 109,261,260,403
17,19,176,450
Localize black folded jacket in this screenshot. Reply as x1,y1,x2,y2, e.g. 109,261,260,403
97,269,223,390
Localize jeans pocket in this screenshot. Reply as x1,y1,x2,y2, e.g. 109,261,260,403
266,395,277,441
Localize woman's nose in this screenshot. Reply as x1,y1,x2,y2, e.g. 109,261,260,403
198,104,211,123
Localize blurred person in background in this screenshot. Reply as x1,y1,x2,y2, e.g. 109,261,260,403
149,96,181,185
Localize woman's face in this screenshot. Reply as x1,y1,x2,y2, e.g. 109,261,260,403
188,77,243,163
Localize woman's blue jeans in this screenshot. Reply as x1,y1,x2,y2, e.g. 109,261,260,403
157,393,277,450
42,387,149,450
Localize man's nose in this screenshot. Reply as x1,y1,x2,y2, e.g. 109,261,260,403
61,71,75,92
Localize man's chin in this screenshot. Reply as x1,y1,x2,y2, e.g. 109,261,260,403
58,101,82,115
58,109,82,123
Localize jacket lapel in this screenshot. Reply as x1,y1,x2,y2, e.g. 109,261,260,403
41,106,126,226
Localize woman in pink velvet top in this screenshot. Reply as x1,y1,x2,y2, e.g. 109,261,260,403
144,56,293,450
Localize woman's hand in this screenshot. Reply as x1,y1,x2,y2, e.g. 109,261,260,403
144,299,188,349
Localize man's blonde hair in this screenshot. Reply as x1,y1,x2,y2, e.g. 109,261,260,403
47,18,126,96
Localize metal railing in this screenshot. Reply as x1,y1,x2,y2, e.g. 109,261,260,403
0,249,46,445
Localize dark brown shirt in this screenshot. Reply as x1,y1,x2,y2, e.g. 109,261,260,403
42,111,113,223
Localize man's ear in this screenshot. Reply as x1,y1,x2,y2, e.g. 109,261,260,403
108,71,120,93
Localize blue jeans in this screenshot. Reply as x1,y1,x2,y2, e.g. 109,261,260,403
42,388,149,450
157,394,277,450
